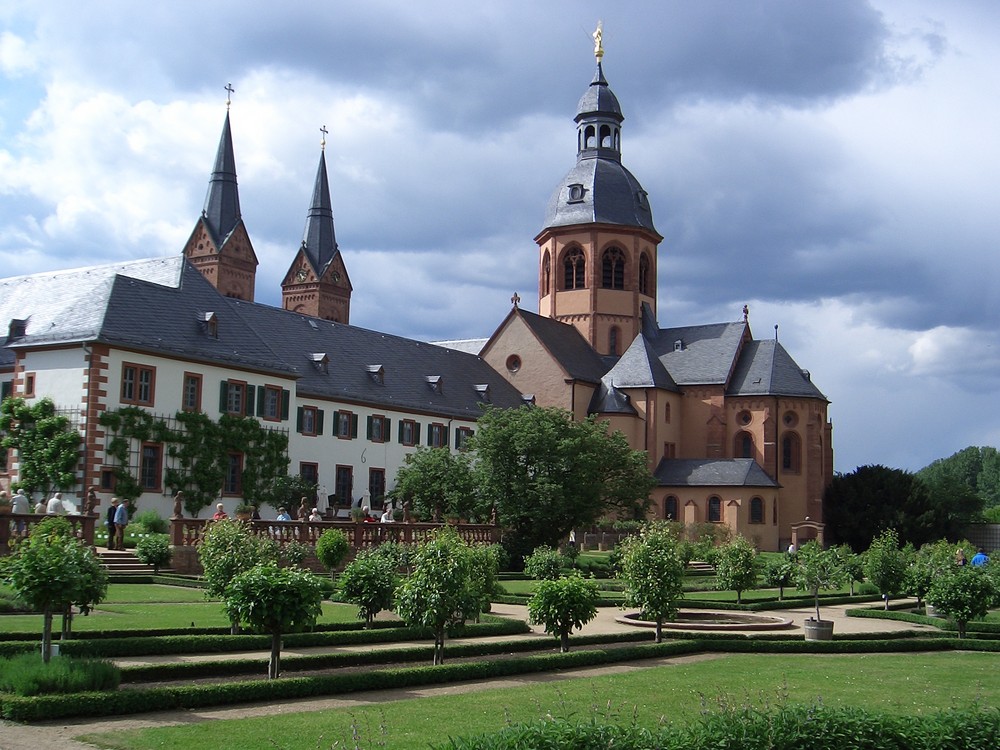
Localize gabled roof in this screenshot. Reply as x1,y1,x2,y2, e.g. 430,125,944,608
653,458,778,488
514,308,608,384
603,334,679,391
229,300,525,418
588,381,637,415
728,339,827,400
650,321,747,386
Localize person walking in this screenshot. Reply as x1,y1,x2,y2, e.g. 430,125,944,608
970,548,990,567
106,498,119,549
113,499,128,550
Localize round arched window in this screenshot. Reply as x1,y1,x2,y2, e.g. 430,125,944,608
505,355,522,373
738,410,752,426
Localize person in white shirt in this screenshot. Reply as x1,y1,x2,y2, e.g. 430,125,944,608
380,507,394,523
46,492,66,515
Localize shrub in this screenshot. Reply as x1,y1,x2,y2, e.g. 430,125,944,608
0,653,120,696
280,540,312,568
131,509,168,535
315,528,350,578
134,534,172,573
340,549,399,627
523,545,564,581
527,572,599,652
713,535,759,604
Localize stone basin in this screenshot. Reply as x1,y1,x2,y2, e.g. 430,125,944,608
617,610,794,631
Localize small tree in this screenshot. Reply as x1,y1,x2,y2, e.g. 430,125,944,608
527,572,599,653
0,397,81,498
340,549,399,628
65,544,109,637
394,528,474,665
763,555,796,601
714,535,758,604
198,520,279,633
904,539,953,608
2,518,107,662
617,522,685,642
135,534,172,574
864,528,907,610
523,545,564,581
793,541,845,622
927,566,997,638
832,545,865,596
315,528,350,580
223,563,323,678
465,543,503,623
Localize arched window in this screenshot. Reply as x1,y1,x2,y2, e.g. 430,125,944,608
563,248,585,290
541,250,551,296
708,496,722,523
735,431,754,459
664,402,671,423
749,497,764,524
600,124,612,148
602,247,625,289
584,125,596,148
664,495,678,521
609,326,620,356
638,253,651,295
781,432,801,473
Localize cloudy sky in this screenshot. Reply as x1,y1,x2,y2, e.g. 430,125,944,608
1,1,997,474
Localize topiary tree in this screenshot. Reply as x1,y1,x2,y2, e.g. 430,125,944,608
223,563,323,678
927,566,998,638
617,521,685,642
714,535,759,604
793,541,845,622
135,534,172,574
339,549,399,628
763,555,796,601
394,528,474,665
315,528,350,580
527,572,599,653
863,528,907,610
64,543,109,638
2,517,107,662
198,520,279,633
523,545,564,581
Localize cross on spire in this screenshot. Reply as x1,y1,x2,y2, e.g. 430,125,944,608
320,125,328,151
511,292,520,308
225,83,235,110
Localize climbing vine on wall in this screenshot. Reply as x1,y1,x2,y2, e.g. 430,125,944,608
0,396,82,498
99,407,289,518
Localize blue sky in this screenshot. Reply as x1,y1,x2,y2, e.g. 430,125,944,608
1,1,998,473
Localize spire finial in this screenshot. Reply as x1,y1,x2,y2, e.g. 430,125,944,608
774,324,779,341
225,83,235,111
593,21,604,62
742,304,749,322
320,125,328,151
511,291,520,308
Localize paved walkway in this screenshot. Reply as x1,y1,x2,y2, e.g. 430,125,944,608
0,600,940,750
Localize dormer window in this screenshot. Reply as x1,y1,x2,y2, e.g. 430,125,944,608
567,183,585,204
309,353,329,374
474,384,491,403
367,364,384,385
8,319,27,339
673,340,683,352
198,312,218,338
425,375,442,394
521,394,536,406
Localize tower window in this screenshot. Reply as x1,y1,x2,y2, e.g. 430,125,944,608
541,250,551,294
609,326,620,356
639,253,651,295
584,125,596,148
708,496,722,523
781,432,801,473
602,248,625,289
600,124,612,148
563,248,585,290
736,431,754,459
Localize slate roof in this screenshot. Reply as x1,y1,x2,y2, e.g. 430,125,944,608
515,309,608,383
728,339,827,400
575,62,623,122
653,458,779,488
603,334,679,391
228,300,525,418
588,381,637,415
300,150,338,274
651,322,747,386
202,112,242,245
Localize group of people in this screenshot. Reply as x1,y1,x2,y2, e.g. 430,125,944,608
955,547,991,567
104,497,129,550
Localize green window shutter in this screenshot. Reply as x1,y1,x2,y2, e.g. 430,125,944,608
245,385,255,414
219,381,229,412
281,390,290,420
444,426,450,447
256,387,266,416
316,409,325,435
398,420,404,443
415,423,421,444
296,407,304,433
351,414,358,438
332,411,341,435
384,418,391,439
366,415,373,439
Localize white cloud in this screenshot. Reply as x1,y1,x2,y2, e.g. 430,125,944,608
0,31,36,76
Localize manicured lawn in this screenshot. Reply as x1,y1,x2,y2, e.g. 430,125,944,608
77,651,1000,750
0,583,370,632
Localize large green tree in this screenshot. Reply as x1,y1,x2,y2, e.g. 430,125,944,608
0,397,81,499
918,445,1000,511
617,522,685,642
471,406,654,560
391,446,476,521
823,464,973,550
223,563,323,678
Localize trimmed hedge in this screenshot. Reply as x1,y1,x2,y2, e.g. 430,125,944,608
847,607,1000,634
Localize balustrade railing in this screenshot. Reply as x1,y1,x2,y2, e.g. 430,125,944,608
0,513,98,554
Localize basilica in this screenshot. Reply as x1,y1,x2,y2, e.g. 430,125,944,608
0,40,831,550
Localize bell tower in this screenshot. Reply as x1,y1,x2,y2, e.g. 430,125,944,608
535,26,661,356
183,88,258,301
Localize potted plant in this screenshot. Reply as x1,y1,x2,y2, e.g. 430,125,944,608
793,540,845,641
234,502,255,522
350,506,368,523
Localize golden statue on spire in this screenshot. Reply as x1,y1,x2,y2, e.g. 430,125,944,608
593,21,604,62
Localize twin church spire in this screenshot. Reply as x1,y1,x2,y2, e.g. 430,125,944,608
184,104,351,323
